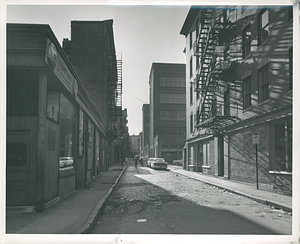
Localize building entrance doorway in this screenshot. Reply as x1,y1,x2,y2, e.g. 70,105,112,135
6,131,33,206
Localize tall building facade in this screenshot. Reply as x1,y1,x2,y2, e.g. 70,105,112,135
180,6,293,195
63,20,122,142
63,20,123,178
149,63,186,164
141,104,150,160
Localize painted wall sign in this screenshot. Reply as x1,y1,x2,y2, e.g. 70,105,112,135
45,39,78,97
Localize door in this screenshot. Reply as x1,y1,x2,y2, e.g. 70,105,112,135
6,131,32,206
198,142,203,172
218,136,224,176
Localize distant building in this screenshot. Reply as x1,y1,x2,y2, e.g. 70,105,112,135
148,63,186,164
130,134,141,156
120,109,131,160
180,6,293,195
141,104,150,160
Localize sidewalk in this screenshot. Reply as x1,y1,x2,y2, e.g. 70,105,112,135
6,164,128,234
168,165,292,213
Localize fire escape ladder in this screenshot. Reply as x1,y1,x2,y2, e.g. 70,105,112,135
115,55,123,136
195,10,240,131
196,9,219,125
116,57,122,110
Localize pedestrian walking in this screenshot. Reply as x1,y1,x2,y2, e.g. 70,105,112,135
134,155,139,167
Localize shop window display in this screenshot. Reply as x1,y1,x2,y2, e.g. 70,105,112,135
59,94,75,170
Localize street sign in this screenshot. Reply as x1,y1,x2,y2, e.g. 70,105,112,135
252,134,260,144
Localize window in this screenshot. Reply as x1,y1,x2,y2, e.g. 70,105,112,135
159,76,185,87
242,24,251,58
224,90,230,116
243,76,252,109
190,113,193,133
7,70,39,116
47,91,60,122
211,98,217,116
258,9,269,46
159,110,185,121
190,84,193,104
221,10,229,25
196,107,200,125
289,47,293,90
59,94,76,170
224,46,230,61
160,93,185,104
272,119,292,172
190,57,193,78
196,55,200,70
196,19,199,40
189,31,193,50
258,64,269,102
288,6,293,21
7,142,27,166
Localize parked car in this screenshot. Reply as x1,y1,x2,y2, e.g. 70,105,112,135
150,158,167,170
147,158,154,167
59,157,74,169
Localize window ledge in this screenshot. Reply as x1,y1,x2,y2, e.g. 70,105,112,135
242,53,252,61
202,165,211,169
257,39,270,50
257,98,271,107
59,168,76,178
269,171,292,175
243,106,253,112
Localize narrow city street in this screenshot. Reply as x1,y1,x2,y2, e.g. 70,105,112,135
90,160,292,235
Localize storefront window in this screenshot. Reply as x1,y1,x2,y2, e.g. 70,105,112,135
47,91,60,122
59,94,75,170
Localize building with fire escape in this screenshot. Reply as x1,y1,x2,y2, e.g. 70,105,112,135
180,6,293,195
6,22,122,211
63,20,123,186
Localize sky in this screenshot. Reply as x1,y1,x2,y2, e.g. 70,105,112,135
5,4,190,135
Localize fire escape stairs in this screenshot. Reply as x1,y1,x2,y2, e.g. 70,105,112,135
193,9,240,131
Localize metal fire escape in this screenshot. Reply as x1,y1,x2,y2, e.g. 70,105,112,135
115,53,123,136
194,9,240,132
107,51,122,140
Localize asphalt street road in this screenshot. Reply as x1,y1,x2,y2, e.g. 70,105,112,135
90,161,292,235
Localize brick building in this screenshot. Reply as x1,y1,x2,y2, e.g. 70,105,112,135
63,20,123,166
180,6,293,195
148,63,186,164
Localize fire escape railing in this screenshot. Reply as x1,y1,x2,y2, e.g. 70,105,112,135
193,9,240,131
107,51,123,140
116,54,123,136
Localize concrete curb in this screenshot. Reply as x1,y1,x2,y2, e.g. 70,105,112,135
170,169,292,213
73,164,128,234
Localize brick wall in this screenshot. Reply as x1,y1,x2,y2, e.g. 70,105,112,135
229,125,269,184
